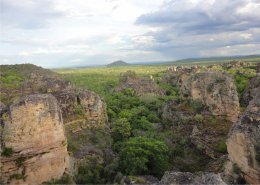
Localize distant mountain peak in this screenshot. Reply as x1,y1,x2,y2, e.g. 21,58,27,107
107,60,129,67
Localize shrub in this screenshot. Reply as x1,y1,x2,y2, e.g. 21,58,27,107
1,147,13,157
207,83,214,92
119,137,169,177
215,139,227,153
194,114,204,123
9,174,25,180
75,156,105,184
43,174,73,184
233,163,241,174
189,100,204,112
118,109,132,119
15,157,26,167
123,88,135,96
112,118,131,141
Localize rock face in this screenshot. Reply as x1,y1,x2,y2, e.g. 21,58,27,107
191,126,222,159
160,171,226,185
115,70,165,96
242,74,260,106
54,90,107,127
178,72,239,122
0,94,68,185
226,93,260,184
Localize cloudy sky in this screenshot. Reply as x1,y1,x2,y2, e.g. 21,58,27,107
1,0,260,68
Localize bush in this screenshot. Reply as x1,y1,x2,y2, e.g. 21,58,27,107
43,174,73,184
215,139,227,153
189,100,204,112
75,157,104,184
194,114,204,123
1,147,13,157
112,118,131,141
119,137,169,177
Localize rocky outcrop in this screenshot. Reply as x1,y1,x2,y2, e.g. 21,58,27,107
160,171,226,185
226,93,260,184
178,72,239,122
53,89,107,131
115,70,165,96
0,94,68,185
221,61,252,69
191,126,222,159
242,74,260,106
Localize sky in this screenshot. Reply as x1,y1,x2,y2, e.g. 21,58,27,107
1,0,260,68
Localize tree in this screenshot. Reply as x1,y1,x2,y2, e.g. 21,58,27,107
112,118,131,141
119,137,169,177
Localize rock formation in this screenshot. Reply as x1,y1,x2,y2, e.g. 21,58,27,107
54,90,107,127
160,171,226,185
226,93,260,184
115,70,165,96
178,72,239,122
191,126,222,159
242,73,260,106
0,94,68,185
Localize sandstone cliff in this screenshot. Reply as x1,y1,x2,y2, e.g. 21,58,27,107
176,72,239,122
0,94,68,185
226,93,260,184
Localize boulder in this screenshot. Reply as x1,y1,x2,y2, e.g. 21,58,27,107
0,94,69,185
226,93,260,184
179,72,239,122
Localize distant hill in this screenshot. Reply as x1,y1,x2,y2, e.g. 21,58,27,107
168,55,260,65
107,60,129,67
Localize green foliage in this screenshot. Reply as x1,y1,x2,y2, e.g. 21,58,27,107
194,114,204,123
207,83,214,92
159,83,179,97
112,118,131,141
9,174,25,180
189,100,204,112
123,88,135,96
119,137,169,177
233,163,241,174
233,72,255,99
215,139,227,153
43,174,73,184
118,109,133,119
75,156,118,184
15,157,26,167
1,147,13,157
74,104,85,117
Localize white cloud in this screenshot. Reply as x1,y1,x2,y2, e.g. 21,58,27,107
1,0,260,67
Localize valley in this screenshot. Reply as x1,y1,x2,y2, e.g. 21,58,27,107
0,61,259,184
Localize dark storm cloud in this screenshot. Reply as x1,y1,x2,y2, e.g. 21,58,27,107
136,0,260,34
134,0,260,58
0,0,65,29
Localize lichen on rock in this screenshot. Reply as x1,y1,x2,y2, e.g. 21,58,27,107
226,93,260,184
0,94,69,185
